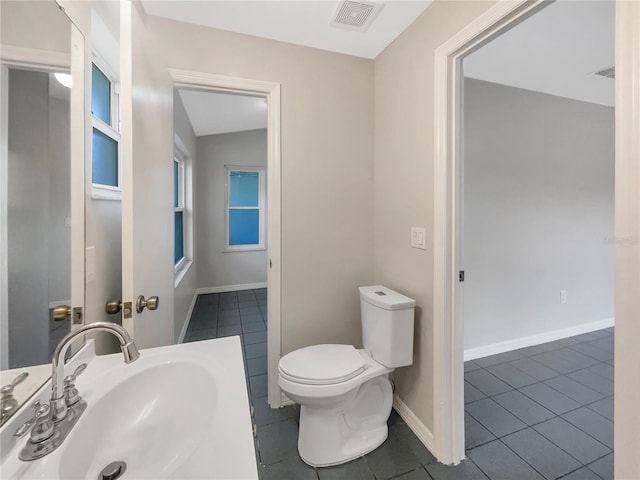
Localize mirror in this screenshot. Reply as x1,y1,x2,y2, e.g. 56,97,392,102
0,0,84,425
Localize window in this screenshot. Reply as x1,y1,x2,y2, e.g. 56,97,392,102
173,137,193,284
91,61,120,196
174,156,185,268
226,166,265,251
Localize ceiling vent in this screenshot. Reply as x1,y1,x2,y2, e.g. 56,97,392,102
594,66,615,79
330,1,384,32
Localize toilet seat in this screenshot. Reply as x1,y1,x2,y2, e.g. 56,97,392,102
279,344,366,385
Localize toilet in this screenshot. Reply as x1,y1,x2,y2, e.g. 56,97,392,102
278,285,416,467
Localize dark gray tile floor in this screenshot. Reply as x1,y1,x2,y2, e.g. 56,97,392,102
184,292,614,480
464,328,614,480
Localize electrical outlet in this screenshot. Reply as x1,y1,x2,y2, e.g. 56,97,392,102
560,290,567,304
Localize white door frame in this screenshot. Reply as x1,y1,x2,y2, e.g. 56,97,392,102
613,2,640,477
433,0,640,466
432,0,567,464
168,69,282,408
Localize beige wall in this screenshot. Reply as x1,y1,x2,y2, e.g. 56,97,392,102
148,16,375,354
0,1,70,53
173,89,198,341
196,129,268,289
374,0,497,433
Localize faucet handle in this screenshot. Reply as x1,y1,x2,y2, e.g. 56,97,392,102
64,363,86,386
1,372,29,421
29,401,55,443
64,363,86,407
1,372,28,396
32,400,49,418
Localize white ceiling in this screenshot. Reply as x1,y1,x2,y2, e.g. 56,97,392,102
463,0,615,107
178,89,267,136
141,0,431,59
170,0,614,134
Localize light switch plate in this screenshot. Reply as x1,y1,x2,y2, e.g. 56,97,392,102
86,246,96,283
411,227,426,249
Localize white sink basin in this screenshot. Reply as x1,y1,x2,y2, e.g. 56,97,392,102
0,337,258,480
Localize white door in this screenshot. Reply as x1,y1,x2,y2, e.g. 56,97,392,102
119,2,174,348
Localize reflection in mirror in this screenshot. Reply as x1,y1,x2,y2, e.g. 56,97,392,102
83,1,123,356
6,67,71,365
0,0,82,425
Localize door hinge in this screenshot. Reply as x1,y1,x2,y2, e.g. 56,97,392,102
459,270,465,282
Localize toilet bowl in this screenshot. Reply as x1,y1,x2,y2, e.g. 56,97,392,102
278,345,393,467
278,286,416,467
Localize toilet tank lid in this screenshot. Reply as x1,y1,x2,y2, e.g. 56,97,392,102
359,286,416,311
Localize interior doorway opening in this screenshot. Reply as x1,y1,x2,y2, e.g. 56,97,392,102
169,70,282,408
430,0,628,468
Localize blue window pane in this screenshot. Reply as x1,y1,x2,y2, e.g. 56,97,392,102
175,211,184,265
230,171,258,207
174,161,179,208
92,128,118,186
229,209,259,245
91,64,111,124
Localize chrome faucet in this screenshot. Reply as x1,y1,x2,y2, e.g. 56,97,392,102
50,322,140,422
16,322,140,461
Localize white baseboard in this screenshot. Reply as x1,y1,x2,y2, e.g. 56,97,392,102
393,394,436,456
196,282,267,295
464,317,615,361
280,391,294,407
177,293,199,344
49,299,71,309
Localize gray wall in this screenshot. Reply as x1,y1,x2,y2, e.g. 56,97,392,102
173,89,198,341
48,82,71,305
7,69,70,368
463,78,614,352
196,129,268,289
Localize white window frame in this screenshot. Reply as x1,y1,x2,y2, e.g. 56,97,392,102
225,165,266,252
174,153,186,271
90,54,121,200
174,135,193,286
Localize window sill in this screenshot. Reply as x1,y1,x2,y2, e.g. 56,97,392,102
91,185,122,201
224,246,266,253
174,259,193,288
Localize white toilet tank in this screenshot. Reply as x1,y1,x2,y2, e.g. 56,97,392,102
359,285,416,368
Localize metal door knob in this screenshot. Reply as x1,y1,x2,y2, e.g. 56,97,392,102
52,305,72,320
52,306,82,324
136,295,159,313
105,300,123,315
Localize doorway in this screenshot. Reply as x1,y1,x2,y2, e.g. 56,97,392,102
460,6,616,476
170,70,282,409
430,0,640,469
